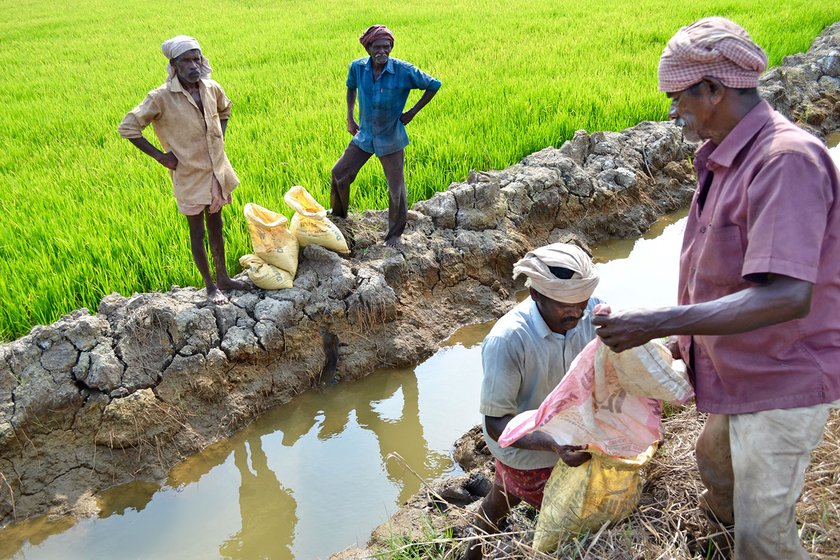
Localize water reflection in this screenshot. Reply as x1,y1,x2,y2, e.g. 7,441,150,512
220,438,296,560
0,516,76,559
97,480,160,519
353,370,450,504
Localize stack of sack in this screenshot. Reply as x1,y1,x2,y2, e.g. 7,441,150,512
499,304,694,552
239,186,350,290
240,203,299,290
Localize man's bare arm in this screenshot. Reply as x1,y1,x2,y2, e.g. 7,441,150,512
126,136,178,170
593,274,813,352
400,88,438,125
485,415,590,467
346,88,359,135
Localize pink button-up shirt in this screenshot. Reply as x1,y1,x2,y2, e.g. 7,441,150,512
678,100,840,414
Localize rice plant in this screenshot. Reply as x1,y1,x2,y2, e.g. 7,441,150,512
0,0,837,339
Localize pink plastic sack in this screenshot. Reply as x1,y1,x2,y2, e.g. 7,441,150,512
498,336,693,457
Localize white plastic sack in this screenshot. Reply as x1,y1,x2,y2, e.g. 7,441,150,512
499,337,693,457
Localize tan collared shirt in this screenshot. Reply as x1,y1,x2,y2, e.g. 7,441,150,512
118,78,239,205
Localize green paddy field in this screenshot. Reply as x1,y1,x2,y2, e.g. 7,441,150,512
1,0,837,339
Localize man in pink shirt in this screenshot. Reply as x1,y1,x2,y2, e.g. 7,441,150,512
593,17,840,559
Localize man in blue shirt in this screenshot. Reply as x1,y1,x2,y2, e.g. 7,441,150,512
330,25,441,247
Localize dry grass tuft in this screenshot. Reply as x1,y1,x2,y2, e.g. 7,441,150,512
799,408,840,559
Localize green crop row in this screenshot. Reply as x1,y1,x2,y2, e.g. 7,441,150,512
0,0,837,339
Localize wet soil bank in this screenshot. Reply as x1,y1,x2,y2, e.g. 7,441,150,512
2,22,839,530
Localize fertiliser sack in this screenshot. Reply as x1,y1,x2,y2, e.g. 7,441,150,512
613,345,693,402
239,254,294,290
499,303,692,551
532,444,657,552
498,337,692,458
284,185,350,254
243,203,299,276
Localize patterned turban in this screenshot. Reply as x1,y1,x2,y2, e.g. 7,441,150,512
359,25,395,49
658,17,767,92
513,243,600,303
162,35,212,81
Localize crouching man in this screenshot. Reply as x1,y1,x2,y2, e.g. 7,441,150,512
467,243,601,559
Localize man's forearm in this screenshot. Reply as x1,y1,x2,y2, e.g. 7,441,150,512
486,415,554,452
346,88,357,119
640,275,811,338
127,136,166,162
507,430,561,453
594,275,813,352
406,88,437,117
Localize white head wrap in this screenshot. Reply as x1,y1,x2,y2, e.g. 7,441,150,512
512,243,599,303
161,35,212,81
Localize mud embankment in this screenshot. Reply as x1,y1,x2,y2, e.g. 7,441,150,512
2,22,839,531
760,22,840,141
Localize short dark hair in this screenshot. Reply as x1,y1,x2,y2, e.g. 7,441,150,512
548,266,575,280
686,81,704,94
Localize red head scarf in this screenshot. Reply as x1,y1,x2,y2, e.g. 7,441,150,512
359,25,395,49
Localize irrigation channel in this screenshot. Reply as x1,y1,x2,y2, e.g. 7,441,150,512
0,208,689,559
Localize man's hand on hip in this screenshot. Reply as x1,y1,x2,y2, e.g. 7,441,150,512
399,111,415,125
157,151,179,171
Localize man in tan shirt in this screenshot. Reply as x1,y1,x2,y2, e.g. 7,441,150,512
119,35,246,304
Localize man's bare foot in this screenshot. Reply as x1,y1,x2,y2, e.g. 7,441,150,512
206,285,229,305
217,277,249,292
384,235,401,248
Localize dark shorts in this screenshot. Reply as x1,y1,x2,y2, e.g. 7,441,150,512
494,459,554,509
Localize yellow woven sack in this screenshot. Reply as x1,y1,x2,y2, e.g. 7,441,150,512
533,444,657,553
284,184,328,218
284,186,350,254
243,203,299,276
238,254,294,290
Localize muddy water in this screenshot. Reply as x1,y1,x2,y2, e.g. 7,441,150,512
1,209,689,560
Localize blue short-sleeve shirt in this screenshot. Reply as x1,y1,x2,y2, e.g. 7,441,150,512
346,57,441,157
